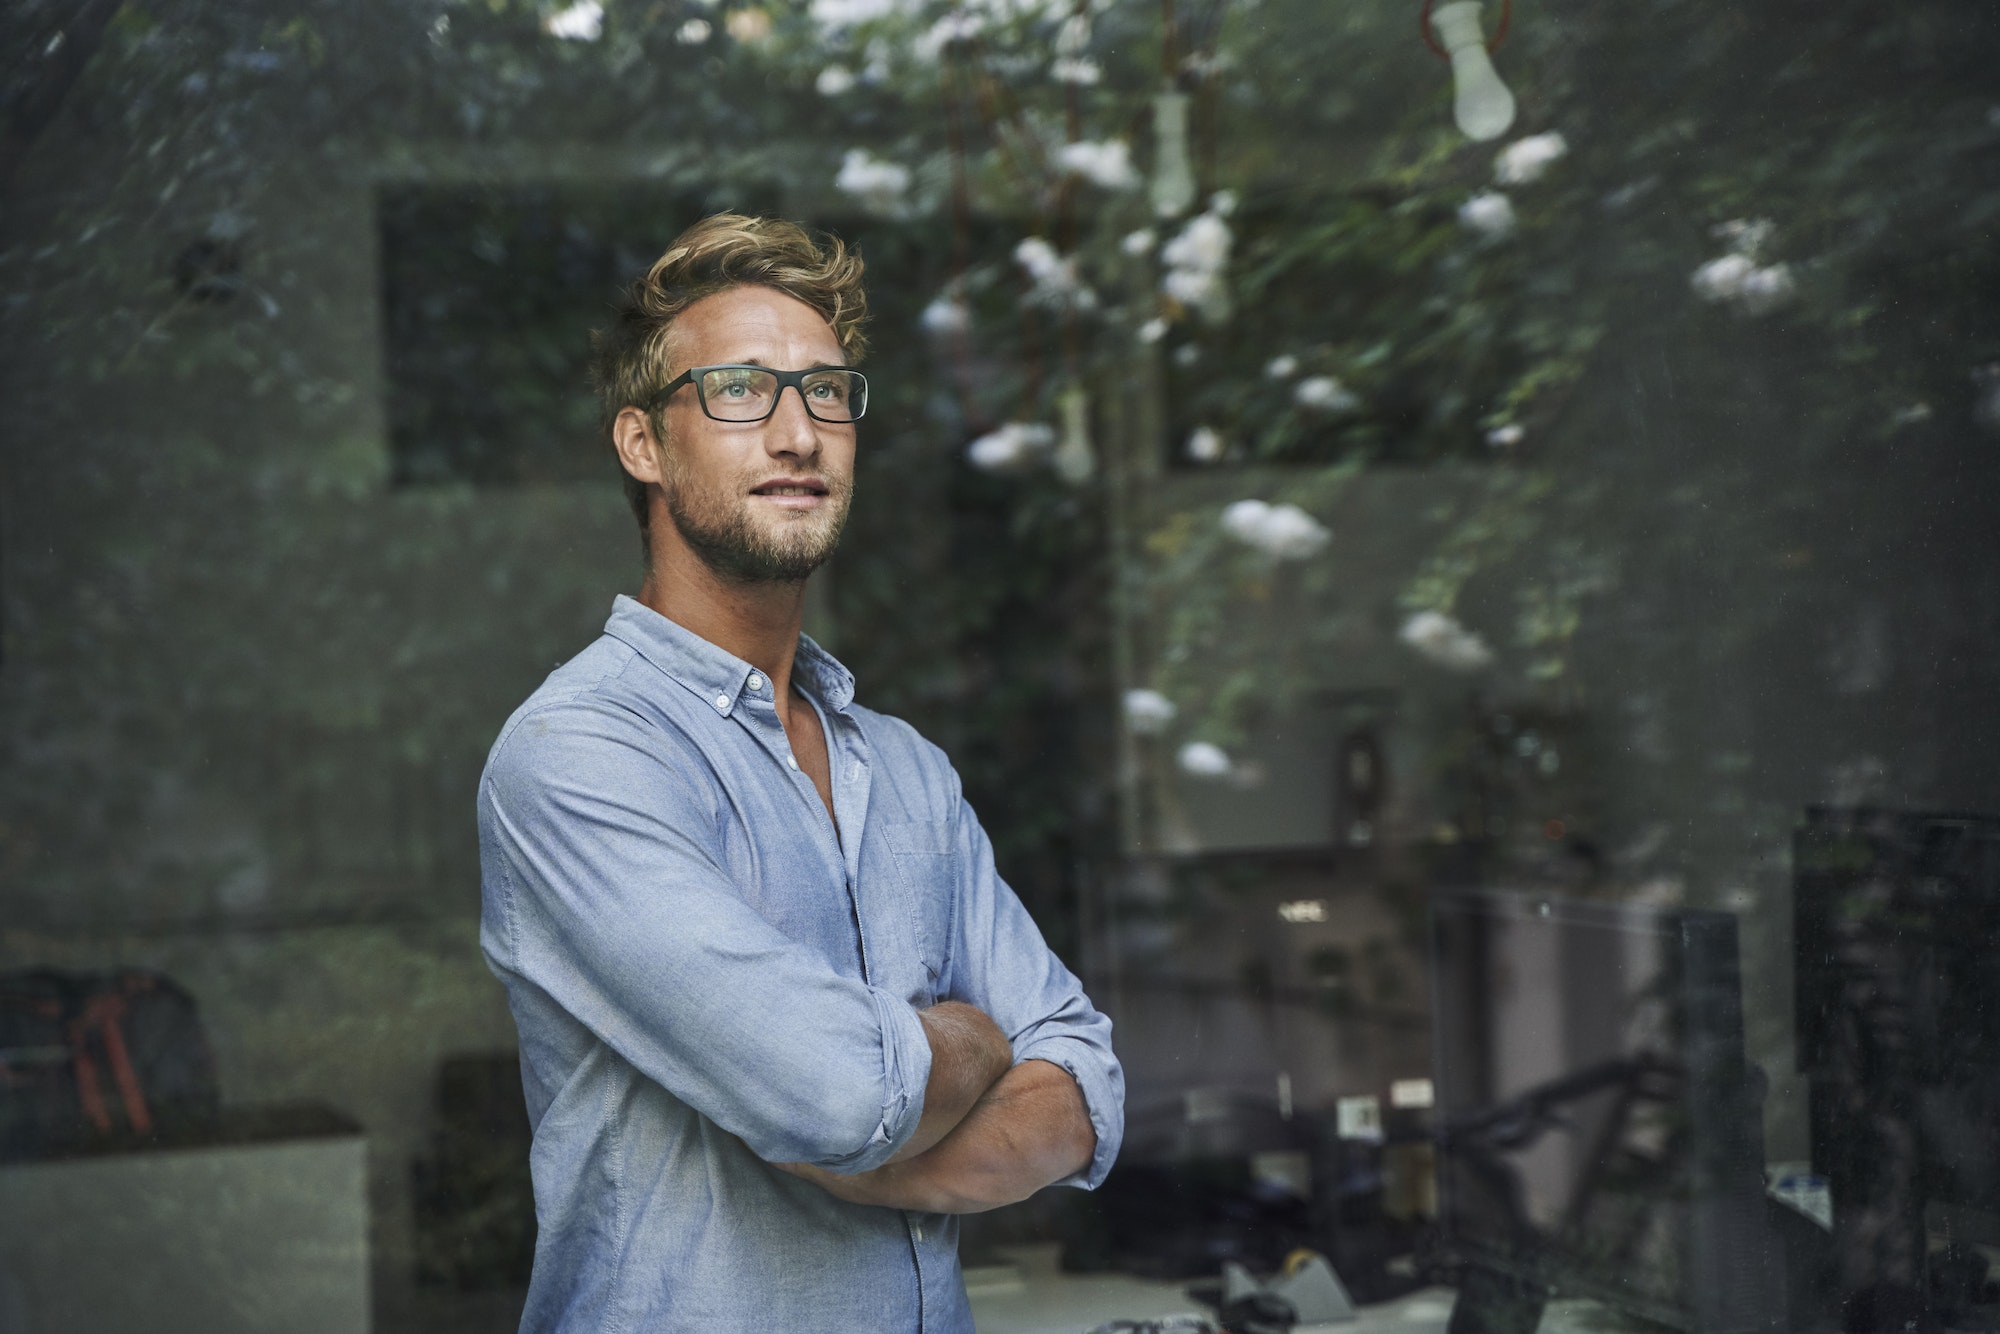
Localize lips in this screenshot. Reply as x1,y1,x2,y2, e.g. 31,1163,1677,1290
744,480,828,512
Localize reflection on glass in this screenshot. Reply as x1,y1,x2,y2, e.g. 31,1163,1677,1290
1431,891,1779,1332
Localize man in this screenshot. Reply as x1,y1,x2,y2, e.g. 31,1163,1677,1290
477,213,1123,1333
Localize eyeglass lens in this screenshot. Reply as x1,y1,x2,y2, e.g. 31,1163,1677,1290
699,367,866,422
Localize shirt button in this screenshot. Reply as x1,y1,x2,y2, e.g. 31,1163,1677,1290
747,674,764,692
913,1222,924,1243
714,694,729,711
786,754,799,770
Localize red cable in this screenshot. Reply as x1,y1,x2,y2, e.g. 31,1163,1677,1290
90,995,154,1137
69,995,155,1137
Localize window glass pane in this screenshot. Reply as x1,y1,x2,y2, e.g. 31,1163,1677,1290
3,1,1996,1329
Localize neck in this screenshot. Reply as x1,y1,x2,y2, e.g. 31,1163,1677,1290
637,524,811,703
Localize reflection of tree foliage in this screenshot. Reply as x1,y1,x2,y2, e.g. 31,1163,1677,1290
1108,0,2000,773
5,0,1996,922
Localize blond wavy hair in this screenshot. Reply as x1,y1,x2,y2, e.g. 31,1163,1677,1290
591,213,870,547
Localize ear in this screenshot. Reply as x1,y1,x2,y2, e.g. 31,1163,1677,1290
612,406,666,485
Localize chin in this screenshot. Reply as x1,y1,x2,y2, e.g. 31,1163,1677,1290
757,507,845,552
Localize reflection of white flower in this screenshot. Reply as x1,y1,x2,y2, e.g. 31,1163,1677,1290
1186,426,1224,462
1052,57,1101,84
815,64,856,95
1013,236,1094,308
1459,191,1517,239
1264,354,1298,380
1160,209,1233,321
1494,131,1568,184
1692,220,1790,312
1485,423,1525,448
676,17,712,41
1294,376,1359,412
1691,253,1755,301
966,422,1056,472
1055,14,1092,55
546,0,604,40
1178,741,1233,779
1137,317,1169,344
834,149,910,213
1058,139,1139,190
919,293,969,335
913,11,983,59
1014,237,1062,283
1161,212,1230,272
1123,689,1177,735
1221,499,1331,560
1163,267,1220,308
1691,254,1794,314
1121,228,1156,257
1734,262,1795,314
1399,611,1494,671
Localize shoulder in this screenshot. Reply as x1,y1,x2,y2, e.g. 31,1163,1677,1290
481,636,717,812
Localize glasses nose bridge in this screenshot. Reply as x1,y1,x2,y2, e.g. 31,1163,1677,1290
766,371,856,425
761,376,819,429
771,376,811,420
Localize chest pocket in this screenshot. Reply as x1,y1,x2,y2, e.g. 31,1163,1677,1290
875,819,958,1000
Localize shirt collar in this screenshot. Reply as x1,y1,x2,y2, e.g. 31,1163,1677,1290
602,593,856,718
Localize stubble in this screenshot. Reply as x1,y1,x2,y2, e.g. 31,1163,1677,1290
659,451,854,585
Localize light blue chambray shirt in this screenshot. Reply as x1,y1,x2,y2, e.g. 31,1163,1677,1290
478,595,1123,1334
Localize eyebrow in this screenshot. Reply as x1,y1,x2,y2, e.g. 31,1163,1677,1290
726,356,850,370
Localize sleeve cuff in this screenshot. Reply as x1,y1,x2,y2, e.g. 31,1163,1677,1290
819,986,934,1173
1015,1033,1125,1190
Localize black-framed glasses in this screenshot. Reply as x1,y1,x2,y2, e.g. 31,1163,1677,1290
649,364,869,424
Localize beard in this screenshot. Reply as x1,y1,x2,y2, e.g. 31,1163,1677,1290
660,457,853,585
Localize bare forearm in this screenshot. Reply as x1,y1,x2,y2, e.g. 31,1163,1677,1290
893,1001,1012,1161
787,1058,1095,1213
906,1058,1094,1211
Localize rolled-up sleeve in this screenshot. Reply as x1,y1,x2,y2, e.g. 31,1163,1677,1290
940,788,1125,1189
479,701,931,1171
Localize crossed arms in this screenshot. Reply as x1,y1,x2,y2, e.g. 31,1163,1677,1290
480,701,1121,1212
778,1001,1098,1213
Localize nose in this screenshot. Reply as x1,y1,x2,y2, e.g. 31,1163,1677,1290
765,383,825,459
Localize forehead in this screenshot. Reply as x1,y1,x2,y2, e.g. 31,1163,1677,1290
668,285,844,367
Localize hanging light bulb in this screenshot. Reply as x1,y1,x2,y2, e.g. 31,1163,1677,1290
1149,90,1197,219
1054,384,1095,484
1429,1,1516,142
